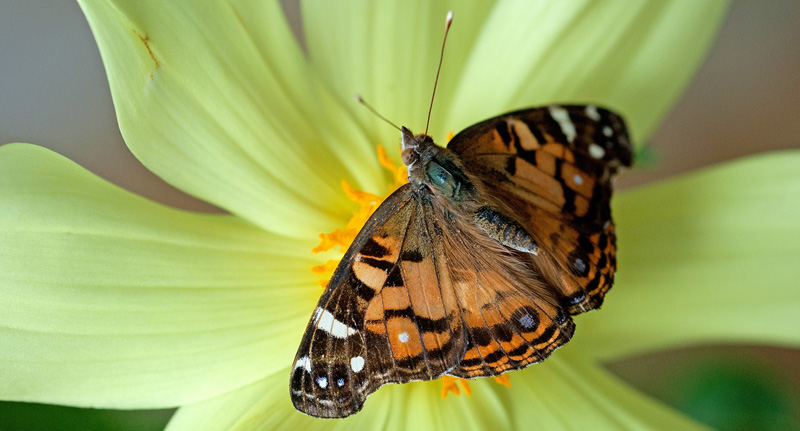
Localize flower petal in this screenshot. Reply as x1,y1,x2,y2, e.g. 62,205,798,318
302,0,496,150
78,0,382,237
0,144,318,408
166,366,510,431
494,348,710,430
165,372,372,431
167,348,706,430
444,0,730,143
576,151,800,361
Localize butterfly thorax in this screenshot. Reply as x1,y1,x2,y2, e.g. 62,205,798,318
401,126,477,205
400,126,547,258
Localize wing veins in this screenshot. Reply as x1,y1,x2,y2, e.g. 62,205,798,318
395,203,433,377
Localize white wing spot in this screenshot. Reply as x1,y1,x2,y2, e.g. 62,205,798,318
398,332,409,343
337,378,345,387
549,105,577,143
573,174,583,185
574,258,587,273
294,356,312,373
519,313,536,329
603,126,613,137
316,377,328,389
350,356,365,373
588,143,606,159
314,307,357,339
585,105,601,121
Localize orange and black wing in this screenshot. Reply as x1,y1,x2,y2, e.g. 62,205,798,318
290,184,466,418
417,193,575,380
448,105,633,314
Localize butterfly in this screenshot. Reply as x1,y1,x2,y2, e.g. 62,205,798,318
290,104,633,418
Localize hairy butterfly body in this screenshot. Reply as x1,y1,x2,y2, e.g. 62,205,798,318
291,104,632,418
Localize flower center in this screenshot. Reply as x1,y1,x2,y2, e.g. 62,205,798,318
310,145,407,287
311,140,511,398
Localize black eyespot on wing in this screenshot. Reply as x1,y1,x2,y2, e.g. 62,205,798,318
567,250,590,277
510,305,540,333
553,308,568,325
561,292,587,307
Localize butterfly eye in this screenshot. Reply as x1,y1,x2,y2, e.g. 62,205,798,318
402,148,418,166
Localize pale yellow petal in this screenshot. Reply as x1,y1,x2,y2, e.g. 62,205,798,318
576,151,800,360
78,0,381,237
0,144,317,408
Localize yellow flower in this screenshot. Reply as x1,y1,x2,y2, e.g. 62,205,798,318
2,0,799,430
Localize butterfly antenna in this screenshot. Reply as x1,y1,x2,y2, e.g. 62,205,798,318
354,94,402,132
425,10,454,135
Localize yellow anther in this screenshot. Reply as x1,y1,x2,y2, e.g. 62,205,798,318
377,145,409,188
446,130,454,143
440,375,472,398
311,228,358,254
440,375,461,398
459,378,472,397
377,145,396,171
341,180,381,206
310,260,339,275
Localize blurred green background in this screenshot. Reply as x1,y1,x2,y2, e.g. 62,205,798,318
1,0,799,430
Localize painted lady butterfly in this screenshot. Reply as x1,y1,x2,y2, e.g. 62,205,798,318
290,13,632,419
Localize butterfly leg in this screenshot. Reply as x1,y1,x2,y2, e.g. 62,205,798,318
474,207,540,255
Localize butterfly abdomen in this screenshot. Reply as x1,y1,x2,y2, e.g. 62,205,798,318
474,206,541,255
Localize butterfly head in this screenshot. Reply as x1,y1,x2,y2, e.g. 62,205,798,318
401,126,476,202
400,126,434,168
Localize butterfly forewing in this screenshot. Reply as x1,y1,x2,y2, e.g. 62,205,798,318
447,105,632,313
291,185,467,418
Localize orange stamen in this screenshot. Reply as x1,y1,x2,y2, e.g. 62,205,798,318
459,378,472,397
440,376,472,398
493,374,512,388
311,146,408,284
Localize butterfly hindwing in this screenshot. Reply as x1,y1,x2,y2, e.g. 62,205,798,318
447,105,632,314
420,194,575,379
449,289,574,378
